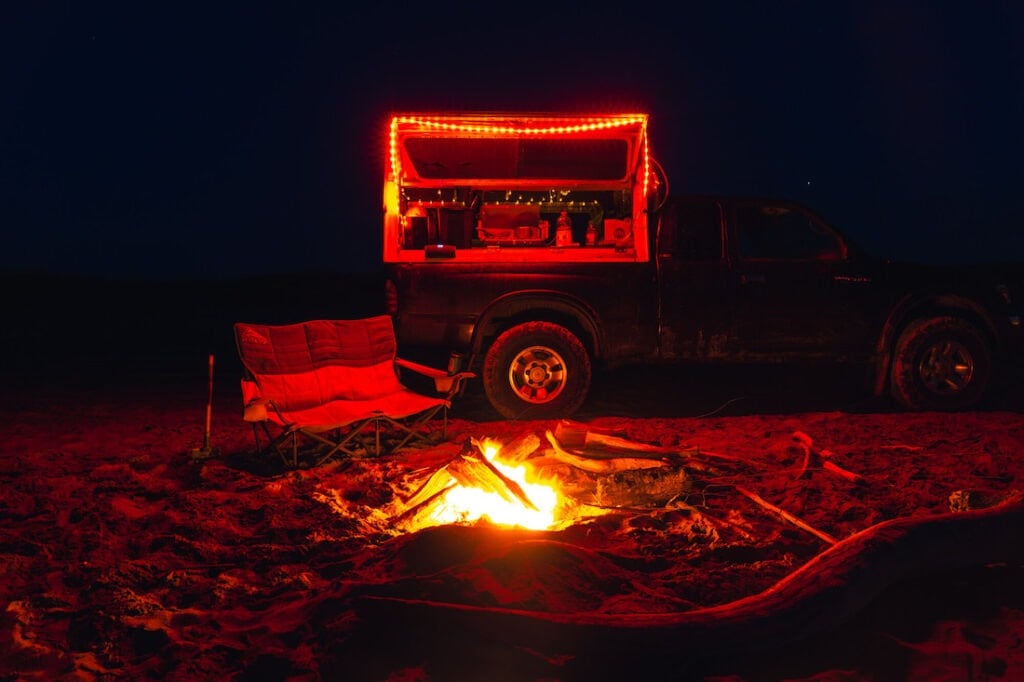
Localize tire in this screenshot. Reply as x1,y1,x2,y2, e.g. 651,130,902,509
482,321,591,420
889,316,992,411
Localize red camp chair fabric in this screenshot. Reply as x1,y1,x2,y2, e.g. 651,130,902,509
234,316,473,467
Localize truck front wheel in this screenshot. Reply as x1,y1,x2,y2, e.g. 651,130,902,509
890,316,992,411
482,321,591,420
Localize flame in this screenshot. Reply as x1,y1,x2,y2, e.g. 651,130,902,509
427,438,559,530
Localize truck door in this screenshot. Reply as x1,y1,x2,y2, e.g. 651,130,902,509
726,200,875,359
656,198,740,359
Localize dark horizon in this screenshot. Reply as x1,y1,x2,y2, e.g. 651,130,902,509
4,3,1023,280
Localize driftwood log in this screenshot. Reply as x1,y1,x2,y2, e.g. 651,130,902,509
594,466,692,508
541,428,695,507
544,430,669,473
553,419,695,460
358,490,1024,675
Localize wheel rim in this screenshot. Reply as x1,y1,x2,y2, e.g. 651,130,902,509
508,345,567,404
917,339,974,395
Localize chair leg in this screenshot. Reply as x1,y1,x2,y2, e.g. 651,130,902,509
253,410,434,468
252,422,296,468
310,419,378,466
382,406,446,454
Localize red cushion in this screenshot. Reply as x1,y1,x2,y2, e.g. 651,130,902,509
267,390,448,429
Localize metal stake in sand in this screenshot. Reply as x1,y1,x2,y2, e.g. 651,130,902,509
190,353,220,460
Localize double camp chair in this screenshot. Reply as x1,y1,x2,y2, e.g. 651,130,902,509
234,316,474,468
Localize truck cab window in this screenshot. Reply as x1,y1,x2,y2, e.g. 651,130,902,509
736,204,843,260
664,201,723,261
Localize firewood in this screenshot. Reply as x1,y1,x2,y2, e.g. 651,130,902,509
689,449,759,464
791,430,864,483
822,460,864,483
683,507,757,543
555,420,692,460
594,466,691,508
551,420,614,448
459,449,539,511
392,484,456,529
444,448,540,507
735,486,838,545
523,454,597,499
403,466,458,509
793,441,812,479
545,430,668,473
493,432,542,464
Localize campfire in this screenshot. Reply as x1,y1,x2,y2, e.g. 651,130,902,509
312,421,708,537
390,423,697,533
408,437,564,530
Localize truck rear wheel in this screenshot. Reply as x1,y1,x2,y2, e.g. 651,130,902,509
889,316,992,411
482,321,591,419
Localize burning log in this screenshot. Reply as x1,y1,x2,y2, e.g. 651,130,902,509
401,441,539,515
462,440,539,511
516,454,597,500
392,437,564,530
494,432,542,464
402,456,461,509
392,484,457,530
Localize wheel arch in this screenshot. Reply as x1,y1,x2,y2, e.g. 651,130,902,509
468,291,603,369
871,293,999,396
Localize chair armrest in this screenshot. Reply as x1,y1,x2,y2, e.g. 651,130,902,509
396,357,448,379
241,378,263,404
241,378,266,421
433,371,476,397
242,398,270,422
396,357,476,397
240,378,286,422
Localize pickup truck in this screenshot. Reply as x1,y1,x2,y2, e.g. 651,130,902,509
382,112,1023,418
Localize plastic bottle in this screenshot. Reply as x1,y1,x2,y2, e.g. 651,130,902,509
556,211,573,246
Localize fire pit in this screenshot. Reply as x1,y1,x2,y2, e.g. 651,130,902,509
314,422,698,536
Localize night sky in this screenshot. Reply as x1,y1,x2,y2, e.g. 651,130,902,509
4,3,1023,280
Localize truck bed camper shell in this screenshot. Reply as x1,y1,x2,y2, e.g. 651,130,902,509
383,112,657,264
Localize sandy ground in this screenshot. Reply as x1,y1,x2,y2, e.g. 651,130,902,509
3,273,1023,680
